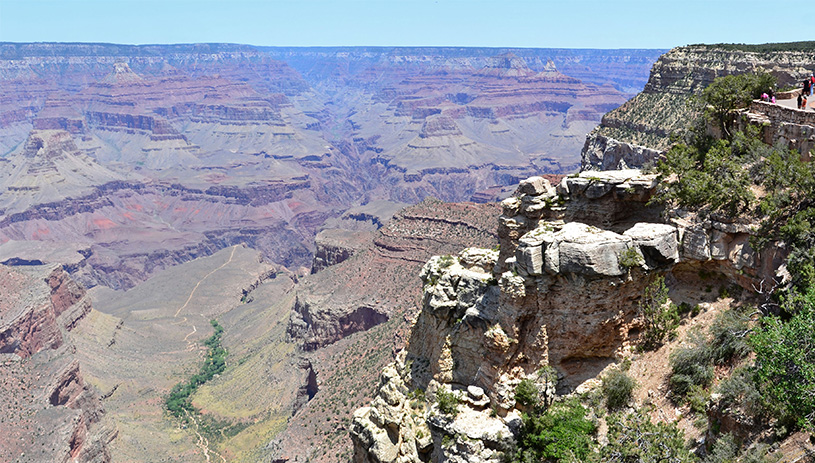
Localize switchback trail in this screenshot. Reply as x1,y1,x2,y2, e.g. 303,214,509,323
175,245,239,318
170,246,238,461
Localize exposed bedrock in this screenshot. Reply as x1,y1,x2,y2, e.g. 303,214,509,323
0,264,113,463
352,171,778,463
580,132,663,171
311,229,372,274
286,200,500,352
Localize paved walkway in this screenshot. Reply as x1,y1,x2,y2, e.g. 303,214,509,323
775,86,815,111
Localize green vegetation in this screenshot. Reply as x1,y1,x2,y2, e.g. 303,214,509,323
601,369,635,411
708,308,750,364
701,72,776,138
651,73,815,435
514,378,540,408
703,433,776,463
754,139,815,290
600,409,693,463
638,275,680,351
513,398,596,463
618,247,644,270
715,365,765,421
165,320,227,422
439,254,456,268
435,388,460,417
750,287,815,430
669,330,714,398
654,129,764,217
669,306,751,402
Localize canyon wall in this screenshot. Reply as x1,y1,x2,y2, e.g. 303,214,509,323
0,264,114,463
0,43,660,293
351,169,776,462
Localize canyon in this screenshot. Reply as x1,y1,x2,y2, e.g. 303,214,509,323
0,43,662,462
11,41,814,463
351,42,815,463
0,43,663,291
0,38,815,463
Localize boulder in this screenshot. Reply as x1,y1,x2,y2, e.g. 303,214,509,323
518,176,555,196
681,224,711,261
557,223,633,277
623,223,679,268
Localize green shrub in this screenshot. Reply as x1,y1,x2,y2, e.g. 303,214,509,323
515,398,596,463
435,388,460,416
669,330,713,398
704,433,737,463
740,444,777,463
600,409,694,463
702,73,776,139
716,366,765,421
639,276,680,351
602,369,635,411
750,287,815,430
618,247,644,269
686,384,710,415
751,137,815,288
708,309,750,365
439,254,456,268
654,137,756,217
515,379,540,408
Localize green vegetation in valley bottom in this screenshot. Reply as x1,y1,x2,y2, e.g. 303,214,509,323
165,319,227,422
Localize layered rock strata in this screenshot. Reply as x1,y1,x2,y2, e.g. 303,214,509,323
0,264,113,463
351,171,772,463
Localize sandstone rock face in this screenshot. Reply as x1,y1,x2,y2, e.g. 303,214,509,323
0,264,113,463
581,132,663,171
352,170,772,462
623,222,679,269
311,228,372,274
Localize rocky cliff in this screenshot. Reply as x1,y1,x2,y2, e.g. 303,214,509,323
350,169,774,462
264,199,500,462
0,264,114,463
581,43,815,170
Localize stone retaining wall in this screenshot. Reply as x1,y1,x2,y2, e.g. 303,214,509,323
745,100,815,157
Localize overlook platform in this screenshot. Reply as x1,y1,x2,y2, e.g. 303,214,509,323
743,100,815,158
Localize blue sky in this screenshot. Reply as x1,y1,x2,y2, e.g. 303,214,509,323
0,0,809,49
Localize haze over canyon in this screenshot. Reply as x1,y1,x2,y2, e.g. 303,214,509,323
0,42,667,462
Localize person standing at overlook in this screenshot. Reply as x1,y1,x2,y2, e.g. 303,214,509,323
810,74,814,96
798,92,804,109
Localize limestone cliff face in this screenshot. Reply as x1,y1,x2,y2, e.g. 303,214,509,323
0,264,114,463
581,44,815,171
351,171,774,463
